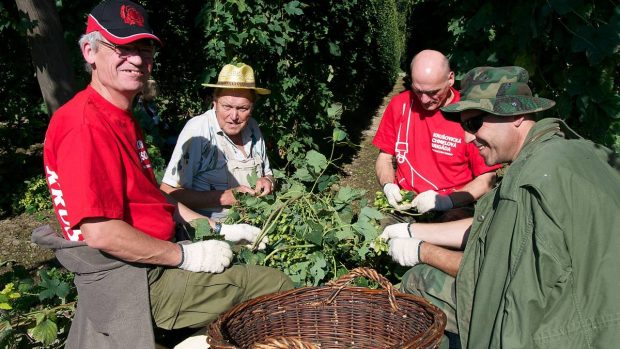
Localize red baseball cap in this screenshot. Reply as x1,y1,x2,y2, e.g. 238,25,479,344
85,0,162,46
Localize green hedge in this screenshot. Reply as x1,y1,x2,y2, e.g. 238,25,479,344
149,0,414,169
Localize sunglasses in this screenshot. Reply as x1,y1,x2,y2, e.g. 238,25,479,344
460,112,490,134
97,40,155,59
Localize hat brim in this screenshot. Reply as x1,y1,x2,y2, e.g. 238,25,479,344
441,96,555,116
86,15,162,46
201,83,271,95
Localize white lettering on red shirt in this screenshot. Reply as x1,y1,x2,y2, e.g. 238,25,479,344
45,166,82,241
136,140,152,169
431,132,462,156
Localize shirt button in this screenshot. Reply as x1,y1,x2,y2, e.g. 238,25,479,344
477,214,485,222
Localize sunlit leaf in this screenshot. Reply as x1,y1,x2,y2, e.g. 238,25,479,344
28,318,57,346
305,150,328,172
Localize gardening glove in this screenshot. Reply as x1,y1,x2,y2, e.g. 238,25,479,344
178,240,233,273
388,238,423,267
383,183,412,211
220,223,268,250
379,223,414,241
412,190,453,213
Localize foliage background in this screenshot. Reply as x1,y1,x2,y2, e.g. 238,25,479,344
0,0,415,217
408,0,619,150
2,0,618,217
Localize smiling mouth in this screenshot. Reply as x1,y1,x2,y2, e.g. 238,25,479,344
120,68,144,76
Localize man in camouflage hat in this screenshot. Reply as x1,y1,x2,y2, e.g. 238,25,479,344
379,66,620,348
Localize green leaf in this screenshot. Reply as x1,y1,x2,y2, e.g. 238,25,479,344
328,42,341,56
190,218,220,241
292,167,313,182
335,186,356,204
332,127,347,142
246,169,259,187
352,219,381,243
38,272,68,301
305,223,323,245
335,226,354,241
309,253,327,285
28,318,57,346
305,150,328,172
359,206,384,220
284,1,304,16
229,0,248,13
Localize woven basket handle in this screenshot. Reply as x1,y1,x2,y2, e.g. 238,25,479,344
325,267,399,311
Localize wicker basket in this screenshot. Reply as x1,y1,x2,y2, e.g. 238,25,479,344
207,267,446,348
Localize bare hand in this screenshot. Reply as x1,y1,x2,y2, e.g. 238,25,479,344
254,177,274,197
222,186,255,205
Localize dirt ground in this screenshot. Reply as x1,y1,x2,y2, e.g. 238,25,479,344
0,210,57,272
338,72,406,199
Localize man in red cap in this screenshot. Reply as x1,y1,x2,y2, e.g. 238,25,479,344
39,1,292,347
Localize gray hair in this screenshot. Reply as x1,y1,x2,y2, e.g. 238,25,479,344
78,31,104,73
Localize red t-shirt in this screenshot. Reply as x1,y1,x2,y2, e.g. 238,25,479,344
372,89,501,194
44,86,175,241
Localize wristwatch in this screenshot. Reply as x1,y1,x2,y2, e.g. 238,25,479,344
213,222,222,234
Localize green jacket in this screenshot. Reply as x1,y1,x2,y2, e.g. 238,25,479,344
456,118,620,348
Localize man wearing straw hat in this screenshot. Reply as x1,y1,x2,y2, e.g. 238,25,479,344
38,1,292,347
161,63,275,223
379,66,620,348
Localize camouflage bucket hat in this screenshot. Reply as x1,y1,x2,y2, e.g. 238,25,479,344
441,66,555,116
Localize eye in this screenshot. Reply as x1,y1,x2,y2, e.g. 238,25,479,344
116,45,133,54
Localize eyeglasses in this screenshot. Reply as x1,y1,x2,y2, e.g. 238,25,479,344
97,40,155,59
460,112,490,134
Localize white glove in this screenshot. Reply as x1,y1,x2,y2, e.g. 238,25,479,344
412,190,453,213
178,240,233,273
383,183,412,210
388,238,423,267
220,224,268,250
379,223,414,241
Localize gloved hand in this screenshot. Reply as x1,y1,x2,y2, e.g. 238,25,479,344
383,183,412,210
379,223,413,241
178,240,232,273
412,190,453,213
220,224,268,250
388,238,423,267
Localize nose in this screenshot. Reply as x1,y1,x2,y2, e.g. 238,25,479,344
229,108,239,121
419,93,433,104
126,52,145,66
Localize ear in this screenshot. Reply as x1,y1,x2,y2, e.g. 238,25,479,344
513,115,525,127
82,41,96,65
447,71,455,87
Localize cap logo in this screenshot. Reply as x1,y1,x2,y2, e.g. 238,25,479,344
120,4,144,27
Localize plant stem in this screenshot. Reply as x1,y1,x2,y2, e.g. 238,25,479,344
263,244,314,264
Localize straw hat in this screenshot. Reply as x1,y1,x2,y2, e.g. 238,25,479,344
202,63,271,95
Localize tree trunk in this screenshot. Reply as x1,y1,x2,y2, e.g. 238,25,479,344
14,0,77,115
